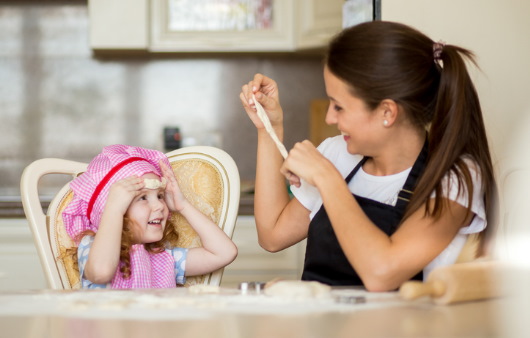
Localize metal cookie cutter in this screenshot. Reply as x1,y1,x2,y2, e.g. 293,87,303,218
238,281,266,294
333,295,366,304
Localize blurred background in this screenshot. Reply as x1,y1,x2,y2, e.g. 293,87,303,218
2,3,530,334
0,0,332,199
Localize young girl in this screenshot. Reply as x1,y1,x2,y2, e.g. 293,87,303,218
240,21,496,291
62,144,237,288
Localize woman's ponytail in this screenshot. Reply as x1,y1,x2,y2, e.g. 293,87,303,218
404,44,496,254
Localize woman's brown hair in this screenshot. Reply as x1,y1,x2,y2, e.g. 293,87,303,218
326,21,496,254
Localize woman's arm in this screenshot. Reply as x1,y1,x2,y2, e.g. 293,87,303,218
160,161,237,276
240,74,310,252
84,176,144,284
283,140,473,291
321,173,470,291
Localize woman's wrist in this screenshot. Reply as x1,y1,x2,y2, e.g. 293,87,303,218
313,162,344,191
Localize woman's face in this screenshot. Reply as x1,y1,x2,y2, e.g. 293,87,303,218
323,67,383,156
125,173,169,244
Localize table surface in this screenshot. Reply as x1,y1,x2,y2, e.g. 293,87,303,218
0,286,503,338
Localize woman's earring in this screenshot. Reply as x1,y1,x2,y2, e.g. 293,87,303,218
383,120,389,126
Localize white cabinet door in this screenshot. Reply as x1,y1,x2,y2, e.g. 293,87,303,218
221,216,306,287
150,0,295,52
88,0,343,52
294,0,344,50
0,219,47,291
88,0,149,50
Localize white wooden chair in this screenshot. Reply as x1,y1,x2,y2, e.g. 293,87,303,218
21,146,240,289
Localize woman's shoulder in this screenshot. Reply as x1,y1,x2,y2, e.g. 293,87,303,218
439,155,487,233
444,155,483,183
317,135,347,154
317,135,363,177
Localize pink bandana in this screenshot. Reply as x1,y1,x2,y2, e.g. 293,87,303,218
62,144,176,288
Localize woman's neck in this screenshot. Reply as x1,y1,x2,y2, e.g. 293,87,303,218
363,129,426,176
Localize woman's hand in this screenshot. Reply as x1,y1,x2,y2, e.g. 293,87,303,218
160,160,187,212
281,140,337,188
106,176,144,216
240,73,284,129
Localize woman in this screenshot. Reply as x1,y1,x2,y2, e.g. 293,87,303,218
239,21,496,291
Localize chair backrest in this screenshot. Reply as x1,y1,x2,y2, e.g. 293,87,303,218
21,158,87,289
165,146,240,286
21,146,240,289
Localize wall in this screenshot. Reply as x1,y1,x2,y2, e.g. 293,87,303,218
382,0,530,166
383,2,530,334
0,1,328,197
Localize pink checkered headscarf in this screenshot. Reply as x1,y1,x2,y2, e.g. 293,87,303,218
62,144,176,288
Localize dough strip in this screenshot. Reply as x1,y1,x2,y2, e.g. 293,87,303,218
252,94,288,159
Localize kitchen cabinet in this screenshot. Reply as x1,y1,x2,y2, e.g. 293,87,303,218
0,216,304,291
88,0,149,50
221,216,306,287
89,0,344,52
0,219,46,291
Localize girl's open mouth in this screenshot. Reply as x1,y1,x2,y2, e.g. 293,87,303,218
148,219,162,227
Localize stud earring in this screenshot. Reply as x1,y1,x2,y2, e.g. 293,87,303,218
383,120,389,126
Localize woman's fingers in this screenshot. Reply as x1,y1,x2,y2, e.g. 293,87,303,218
279,140,328,188
282,170,302,188
239,90,254,111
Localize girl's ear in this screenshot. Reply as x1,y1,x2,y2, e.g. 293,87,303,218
379,99,399,127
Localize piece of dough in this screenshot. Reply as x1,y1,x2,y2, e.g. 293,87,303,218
252,93,288,159
143,177,167,189
264,280,331,299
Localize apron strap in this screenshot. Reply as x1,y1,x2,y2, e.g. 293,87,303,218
344,138,429,211
395,138,429,210
345,157,368,183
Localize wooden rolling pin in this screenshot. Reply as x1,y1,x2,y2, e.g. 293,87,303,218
399,260,505,305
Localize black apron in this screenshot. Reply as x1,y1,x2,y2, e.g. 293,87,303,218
301,142,428,286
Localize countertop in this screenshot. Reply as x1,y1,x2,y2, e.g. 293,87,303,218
0,193,256,218
0,287,505,338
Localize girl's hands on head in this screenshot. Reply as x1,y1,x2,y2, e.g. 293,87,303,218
160,160,187,212
106,176,145,216
240,73,284,129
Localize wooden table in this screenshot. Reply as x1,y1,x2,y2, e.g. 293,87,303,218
0,287,503,338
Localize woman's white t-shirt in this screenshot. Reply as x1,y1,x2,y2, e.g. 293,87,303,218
291,135,486,280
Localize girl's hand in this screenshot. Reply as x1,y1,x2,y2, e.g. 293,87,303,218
281,140,336,188
240,73,284,130
106,176,144,215
160,160,187,212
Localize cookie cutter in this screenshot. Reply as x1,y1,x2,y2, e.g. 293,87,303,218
238,281,266,294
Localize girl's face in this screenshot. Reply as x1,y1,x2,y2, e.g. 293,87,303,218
126,173,169,244
323,66,384,156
